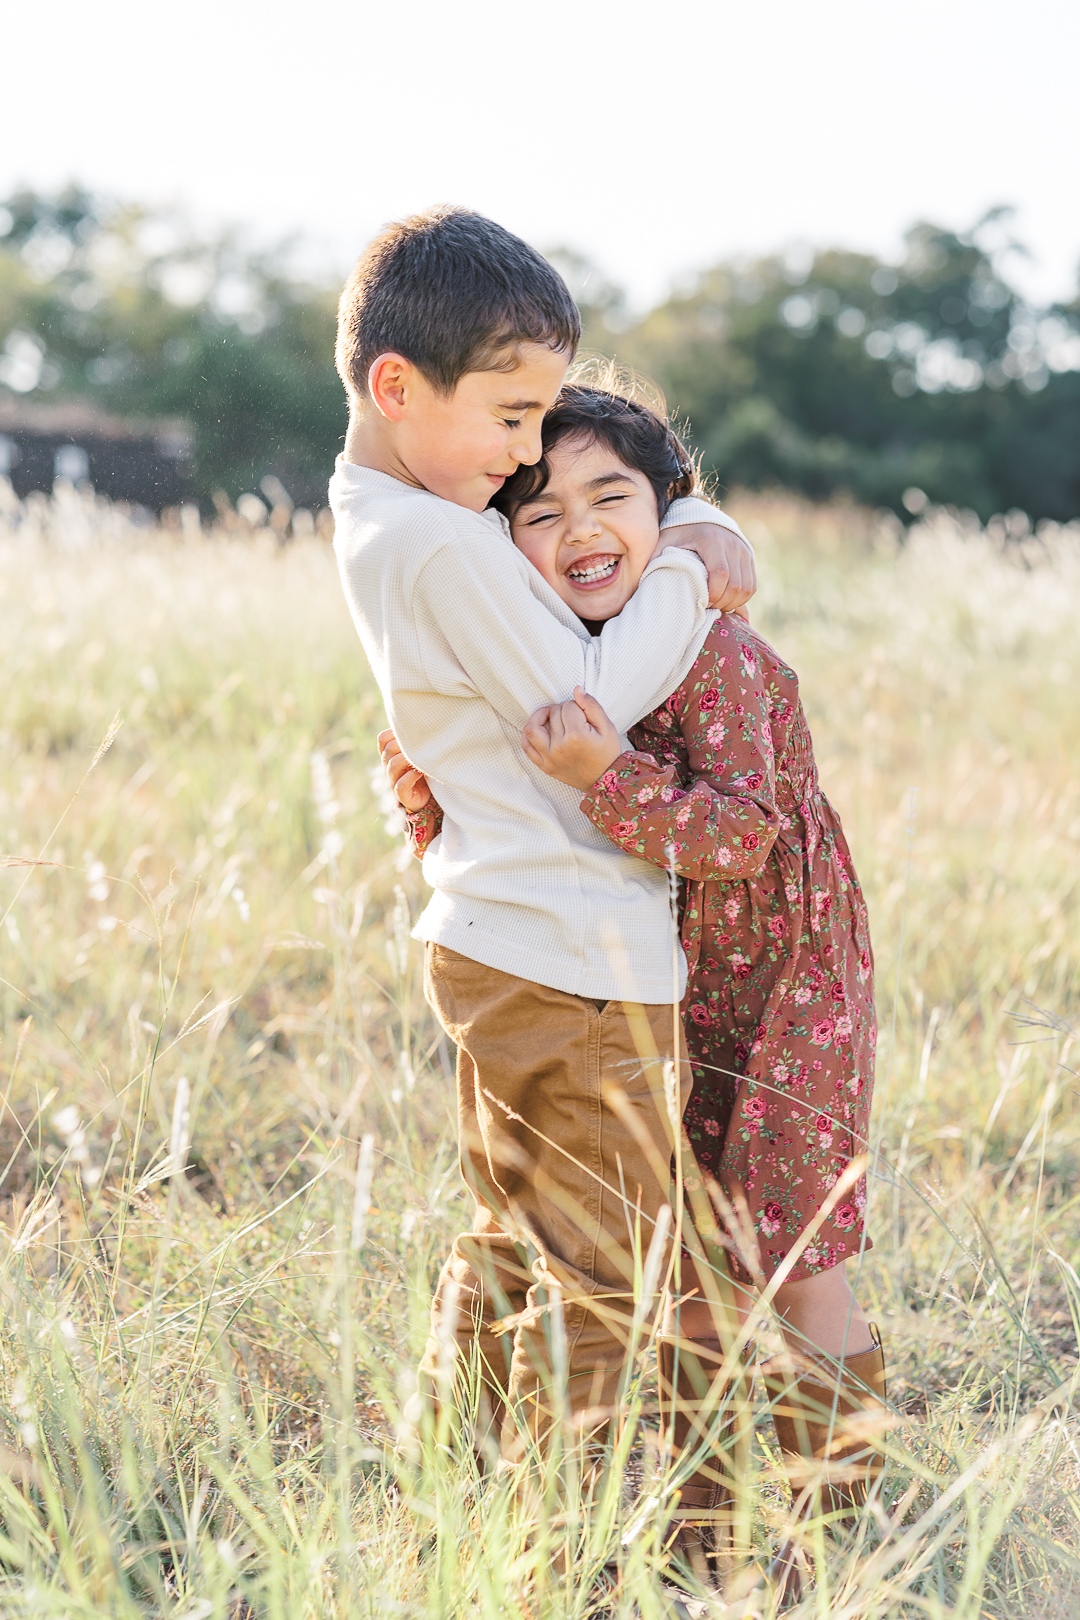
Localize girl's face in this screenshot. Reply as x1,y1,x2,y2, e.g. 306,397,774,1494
508,434,662,622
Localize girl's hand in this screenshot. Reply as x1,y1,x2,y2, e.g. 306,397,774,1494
377,728,432,812
522,687,623,792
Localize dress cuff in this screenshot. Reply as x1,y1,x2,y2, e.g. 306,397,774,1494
580,750,679,815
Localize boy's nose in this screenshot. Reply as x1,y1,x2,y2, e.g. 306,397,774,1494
512,420,544,467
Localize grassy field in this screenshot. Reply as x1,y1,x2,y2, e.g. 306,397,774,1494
1,478,1078,1618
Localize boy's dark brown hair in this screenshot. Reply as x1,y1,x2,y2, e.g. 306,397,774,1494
336,205,581,400
494,381,699,522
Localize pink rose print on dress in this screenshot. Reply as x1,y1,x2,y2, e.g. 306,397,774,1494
689,1003,712,1026
760,1200,784,1236
830,981,846,1003
811,1018,834,1046
699,689,720,712
815,1113,833,1134
600,771,618,794
835,1203,857,1228
744,772,764,791
743,1096,767,1119
613,821,636,838
742,832,761,851
768,916,786,937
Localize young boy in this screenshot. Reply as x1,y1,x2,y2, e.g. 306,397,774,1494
329,205,755,1463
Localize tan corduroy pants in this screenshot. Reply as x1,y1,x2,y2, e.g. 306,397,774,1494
418,944,690,1463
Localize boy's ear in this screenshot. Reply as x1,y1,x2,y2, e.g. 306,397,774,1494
367,352,415,422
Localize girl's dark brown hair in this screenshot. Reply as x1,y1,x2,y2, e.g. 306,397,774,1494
492,378,698,523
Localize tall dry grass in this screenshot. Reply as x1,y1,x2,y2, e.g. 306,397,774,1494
0,477,1078,1618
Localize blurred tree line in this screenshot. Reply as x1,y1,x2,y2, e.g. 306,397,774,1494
0,186,344,506
2,186,1079,521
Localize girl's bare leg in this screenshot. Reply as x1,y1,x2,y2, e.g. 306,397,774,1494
673,1262,873,1360
771,1265,874,1360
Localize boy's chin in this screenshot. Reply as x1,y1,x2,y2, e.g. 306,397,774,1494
414,468,494,512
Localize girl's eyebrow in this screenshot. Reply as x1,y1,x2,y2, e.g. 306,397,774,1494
515,470,637,509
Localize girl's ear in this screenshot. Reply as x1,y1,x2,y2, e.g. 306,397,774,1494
367,353,414,421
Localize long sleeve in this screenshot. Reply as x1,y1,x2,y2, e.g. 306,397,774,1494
580,622,780,881
411,538,713,734
663,495,753,552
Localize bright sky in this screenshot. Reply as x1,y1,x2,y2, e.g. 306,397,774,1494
3,0,1077,311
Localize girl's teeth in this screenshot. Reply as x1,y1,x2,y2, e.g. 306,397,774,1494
569,559,617,583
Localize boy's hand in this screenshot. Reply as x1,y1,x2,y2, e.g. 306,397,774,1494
377,728,432,812
656,522,756,611
522,687,623,792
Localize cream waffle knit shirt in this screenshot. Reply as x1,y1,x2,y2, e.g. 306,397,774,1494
330,458,750,1001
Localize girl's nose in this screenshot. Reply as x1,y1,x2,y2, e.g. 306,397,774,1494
567,508,603,543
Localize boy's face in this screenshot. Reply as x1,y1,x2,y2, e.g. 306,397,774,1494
509,435,661,622
394,344,570,512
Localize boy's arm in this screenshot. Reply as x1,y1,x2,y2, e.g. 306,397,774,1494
411,532,713,734
660,496,756,613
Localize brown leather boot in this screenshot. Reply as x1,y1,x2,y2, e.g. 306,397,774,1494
657,1334,753,1586
762,1323,889,1523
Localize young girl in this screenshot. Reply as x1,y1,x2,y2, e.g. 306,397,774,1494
382,383,887,1575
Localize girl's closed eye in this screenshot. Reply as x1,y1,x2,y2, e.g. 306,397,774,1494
502,417,522,430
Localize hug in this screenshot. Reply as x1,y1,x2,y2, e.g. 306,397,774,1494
331,204,889,1596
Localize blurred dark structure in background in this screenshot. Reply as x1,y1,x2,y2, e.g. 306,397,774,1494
0,400,192,508
1,186,1078,523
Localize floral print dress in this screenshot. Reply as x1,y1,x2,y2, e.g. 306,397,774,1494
405,613,875,1284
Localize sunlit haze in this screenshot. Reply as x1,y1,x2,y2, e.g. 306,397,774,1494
2,0,1077,309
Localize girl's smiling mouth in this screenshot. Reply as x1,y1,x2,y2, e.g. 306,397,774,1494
565,553,621,588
